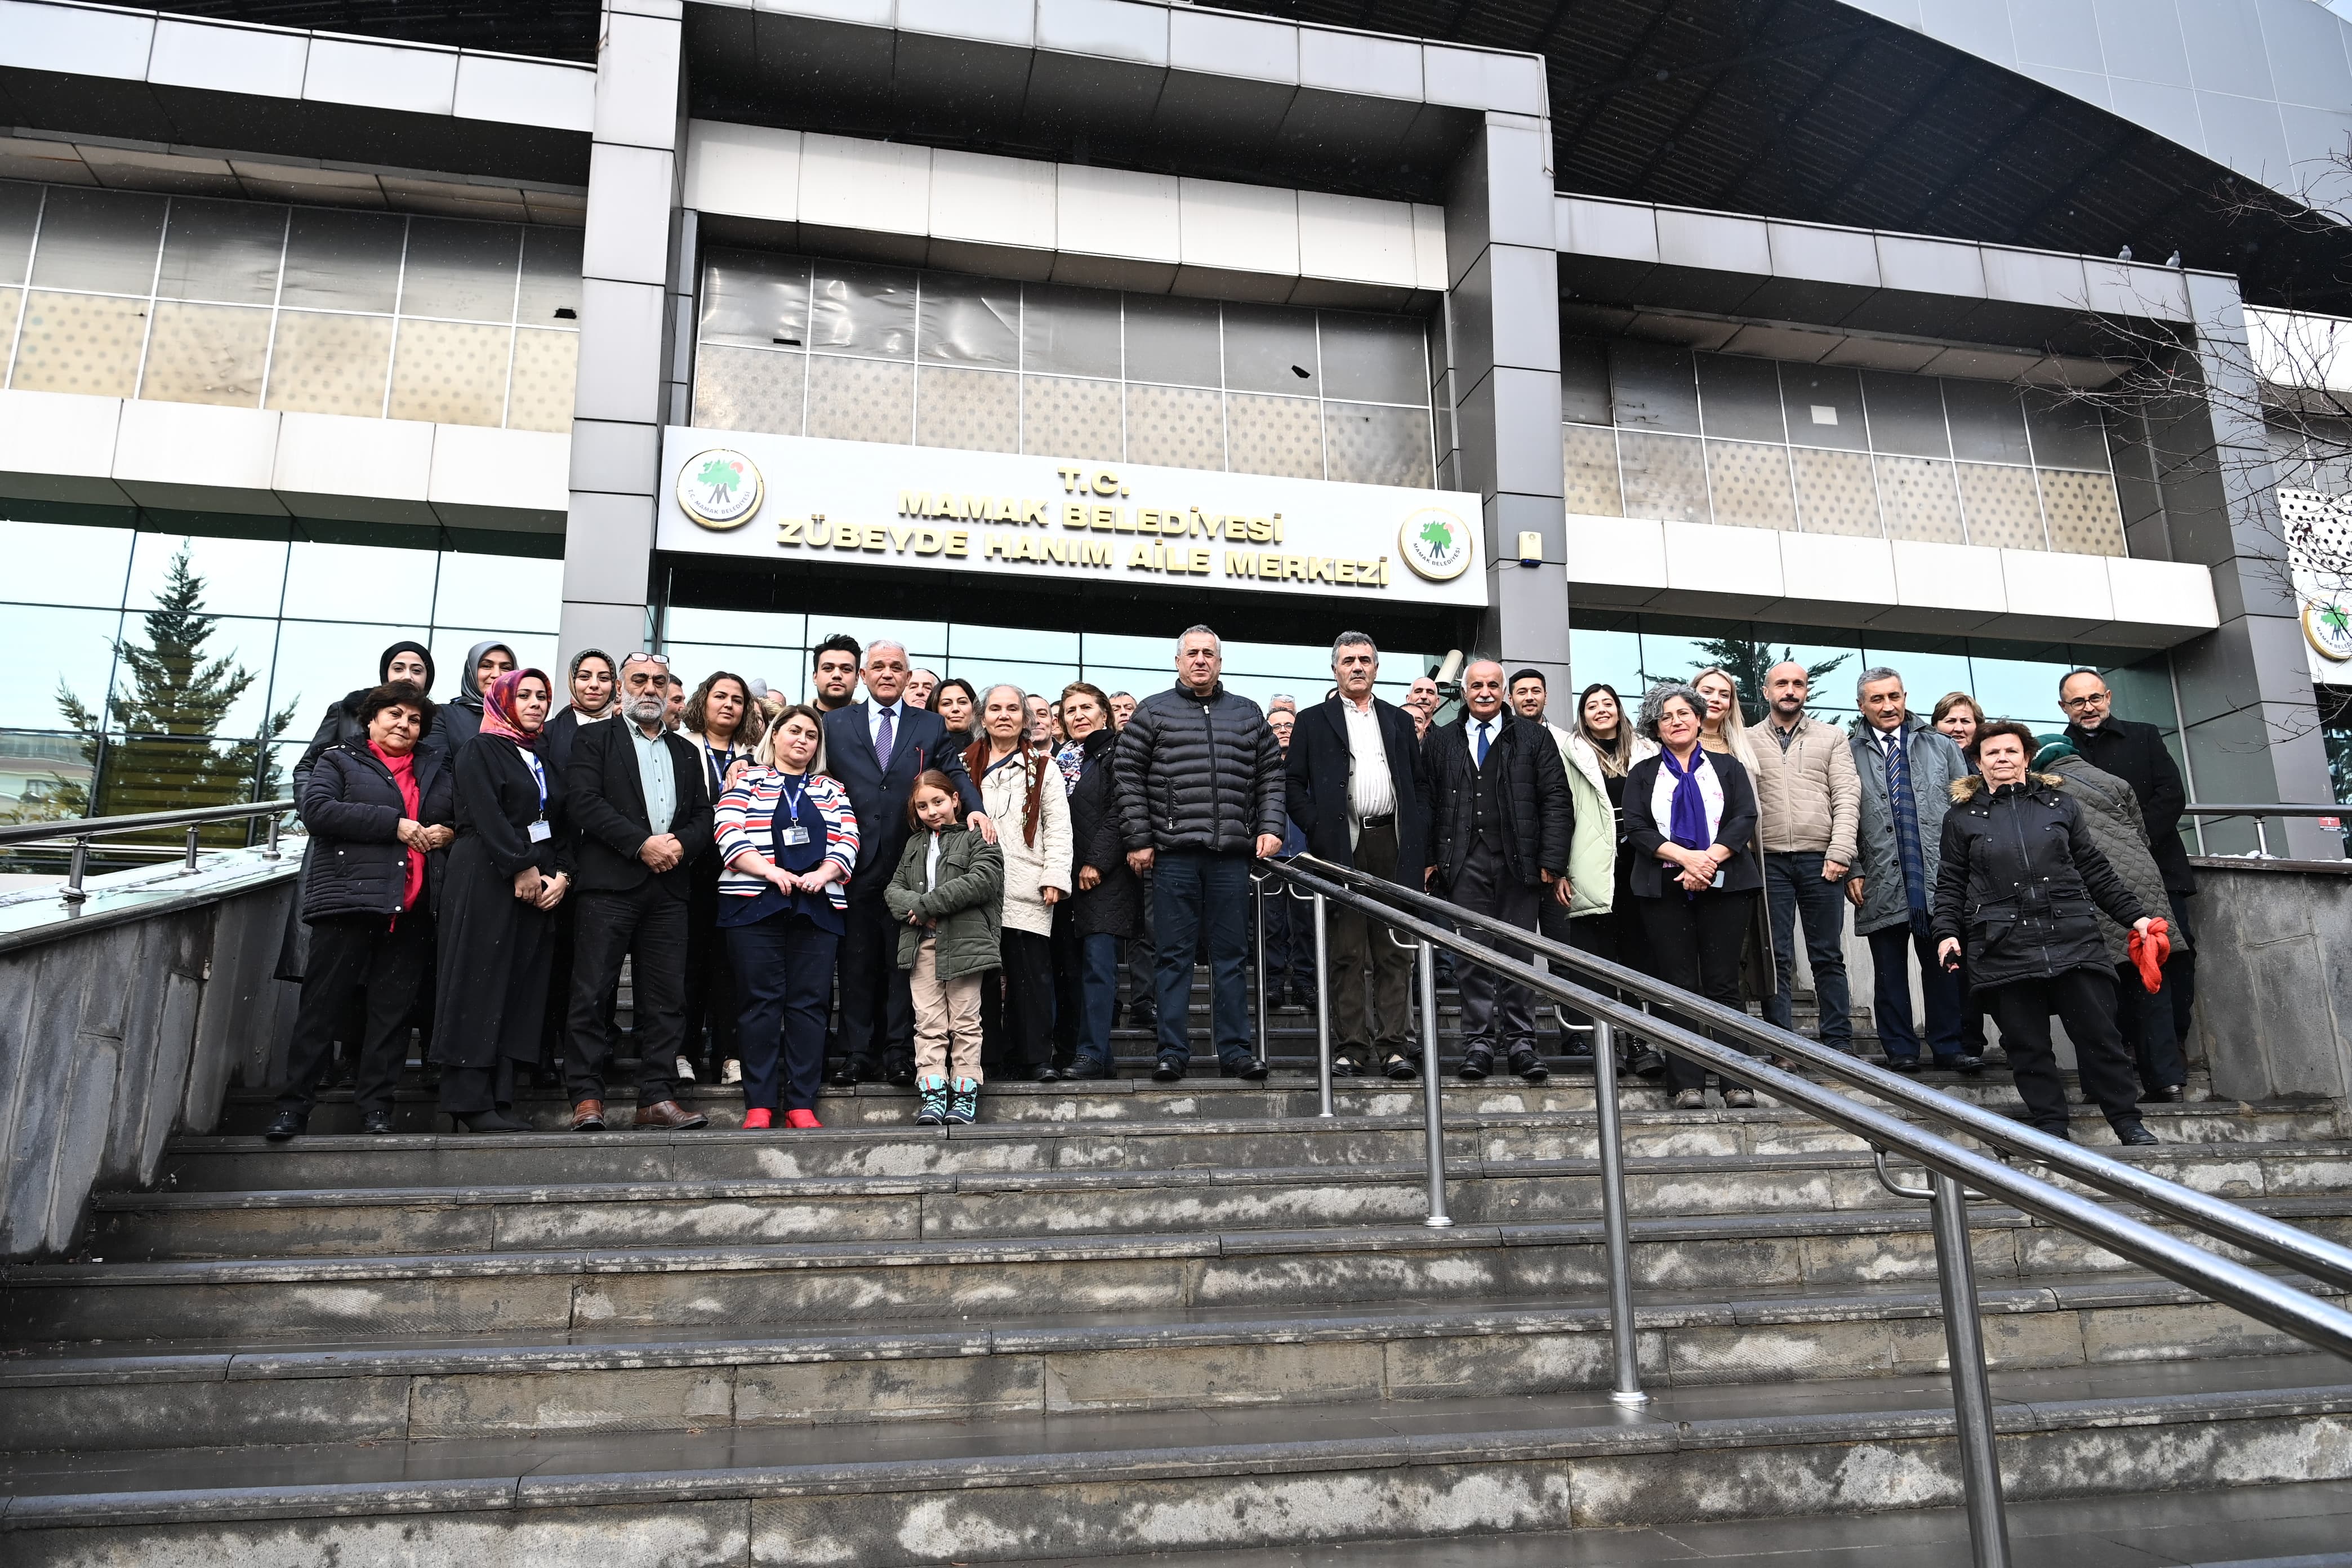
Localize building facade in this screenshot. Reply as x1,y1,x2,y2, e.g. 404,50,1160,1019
1,0,2346,851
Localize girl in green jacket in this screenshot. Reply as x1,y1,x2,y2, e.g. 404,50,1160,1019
886,771,1005,1126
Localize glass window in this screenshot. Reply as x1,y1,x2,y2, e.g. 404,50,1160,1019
106,612,283,739
428,629,559,694
1560,336,1611,426
2021,389,2113,472
1696,354,1786,444
1780,364,1867,452
283,541,438,627
1022,283,1121,380
516,227,583,325
2,519,135,607
29,187,167,296
432,551,562,633
1124,293,1220,388
701,250,808,350
818,619,947,663
127,531,287,620
1618,431,1711,523
280,210,406,314
1318,310,1424,404
1221,639,1344,680
1943,379,2034,465
949,624,1081,664
1222,302,1318,395
948,657,1080,702
1609,342,1700,434
154,198,284,306
918,272,1019,369
808,260,916,358
266,619,433,721
1966,652,2072,730
662,644,786,692
399,217,520,324
666,607,805,646
0,181,41,287
1083,632,1178,667
2,605,121,730
1860,372,1951,458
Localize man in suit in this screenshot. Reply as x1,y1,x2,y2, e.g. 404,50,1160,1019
823,639,988,1085
1286,632,1430,1076
1423,660,1573,1083
564,653,715,1130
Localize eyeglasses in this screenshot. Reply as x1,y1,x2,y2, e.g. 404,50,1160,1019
623,652,671,666
2059,693,2109,710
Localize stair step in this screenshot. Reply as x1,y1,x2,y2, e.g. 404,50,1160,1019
0,1355,2342,1563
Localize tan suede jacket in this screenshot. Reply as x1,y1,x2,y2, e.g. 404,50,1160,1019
1747,711,1861,865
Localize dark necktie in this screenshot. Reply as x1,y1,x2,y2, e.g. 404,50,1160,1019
875,705,896,768
1476,720,1492,766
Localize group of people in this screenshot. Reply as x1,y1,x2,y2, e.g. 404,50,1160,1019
262,624,2198,1148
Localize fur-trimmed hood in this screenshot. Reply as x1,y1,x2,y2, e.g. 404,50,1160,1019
1949,772,2063,803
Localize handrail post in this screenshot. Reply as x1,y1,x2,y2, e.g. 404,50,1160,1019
1592,1019,1647,1406
1931,1169,2011,1567
1252,873,1268,1071
261,810,282,861
1414,935,1452,1228
184,825,202,871
1311,890,1335,1119
62,837,90,905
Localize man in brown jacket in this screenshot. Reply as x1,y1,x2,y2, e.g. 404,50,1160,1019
1747,661,1862,1054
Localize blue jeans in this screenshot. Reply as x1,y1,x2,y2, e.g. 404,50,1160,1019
1869,907,1966,1061
1075,931,1121,1071
1763,851,1852,1051
1152,849,1254,1068
725,913,839,1112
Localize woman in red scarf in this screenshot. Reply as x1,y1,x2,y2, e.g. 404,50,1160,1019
433,668,573,1132
266,683,455,1140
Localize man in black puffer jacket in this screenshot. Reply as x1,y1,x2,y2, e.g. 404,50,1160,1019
1115,626,1285,1082
1424,660,1573,1082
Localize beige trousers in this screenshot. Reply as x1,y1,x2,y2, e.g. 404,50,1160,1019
911,934,985,1083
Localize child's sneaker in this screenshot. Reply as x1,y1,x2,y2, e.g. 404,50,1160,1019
915,1075,949,1126
947,1077,979,1125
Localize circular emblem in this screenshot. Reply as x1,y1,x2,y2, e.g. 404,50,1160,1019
2305,598,2352,663
1399,507,1473,582
677,448,763,530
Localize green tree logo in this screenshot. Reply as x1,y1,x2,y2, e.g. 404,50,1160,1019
1419,518,1455,553
698,456,742,502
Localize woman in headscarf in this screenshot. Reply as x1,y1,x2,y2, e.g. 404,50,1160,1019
293,641,436,798
1623,683,1765,1110
541,649,617,778
434,667,571,1132
438,640,518,751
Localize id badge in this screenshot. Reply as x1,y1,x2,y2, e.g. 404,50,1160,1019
528,820,552,843
781,824,812,847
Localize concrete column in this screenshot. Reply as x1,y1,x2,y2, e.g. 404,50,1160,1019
2162,272,2337,857
559,0,687,666
1442,113,1568,693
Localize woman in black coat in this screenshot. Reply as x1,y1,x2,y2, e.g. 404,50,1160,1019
1054,684,1143,1080
1623,681,1766,1109
432,668,571,1132
267,683,455,1139
1932,722,2157,1147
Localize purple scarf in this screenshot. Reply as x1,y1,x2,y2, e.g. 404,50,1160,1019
1658,747,1712,896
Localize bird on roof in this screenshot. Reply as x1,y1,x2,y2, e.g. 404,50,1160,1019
2118,245,2134,261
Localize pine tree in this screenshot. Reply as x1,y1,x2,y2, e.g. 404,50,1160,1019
52,546,295,833
1682,636,1851,725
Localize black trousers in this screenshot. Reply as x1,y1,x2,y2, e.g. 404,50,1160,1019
681,868,737,1069
836,889,915,1077
1449,840,1544,1059
2115,960,2186,1092
277,912,433,1117
982,927,1056,1076
439,1056,515,1116
1050,904,1083,1071
1983,966,2142,1134
565,884,688,1107
2167,890,2198,1040
1638,890,1757,1095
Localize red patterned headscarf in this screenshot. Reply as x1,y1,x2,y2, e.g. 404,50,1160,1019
479,667,550,750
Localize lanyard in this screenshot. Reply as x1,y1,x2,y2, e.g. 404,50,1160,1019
777,772,808,823
520,746,547,817
706,743,732,797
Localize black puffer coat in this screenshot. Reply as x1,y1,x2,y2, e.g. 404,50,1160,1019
1114,682,1284,854
1931,774,2146,991
1067,728,1144,938
1423,711,1574,889
299,742,456,922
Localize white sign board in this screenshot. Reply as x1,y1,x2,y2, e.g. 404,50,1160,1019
2278,489,2352,685
655,428,1489,608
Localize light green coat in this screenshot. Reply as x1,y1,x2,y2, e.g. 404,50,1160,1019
1551,723,1656,919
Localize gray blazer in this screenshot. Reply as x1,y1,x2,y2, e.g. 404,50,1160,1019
1846,715,1970,937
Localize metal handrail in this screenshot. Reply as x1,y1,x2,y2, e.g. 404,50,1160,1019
1262,854,2352,1568
1289,854,2352,1297
2178,801,2347,859
0,800,295,903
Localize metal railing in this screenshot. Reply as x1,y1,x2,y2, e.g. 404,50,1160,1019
1258,853,2352,1568
2179,801,2347,859
0,800,296,903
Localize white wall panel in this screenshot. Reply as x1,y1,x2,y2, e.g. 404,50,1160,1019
683,121,799,224
430,423,570,523
800,133,930,237
591,8,683,149
1298,192,1417,288
1178,177,1299,277
1169,8,1297,84
930,148,1056,250
582,142,678,286
146,18,306,99
0,1,152,80
112,401,284,513
0,389,130,504
302,38,457,116
273,412,433,518
457,54,596,133
1056,164,1181,262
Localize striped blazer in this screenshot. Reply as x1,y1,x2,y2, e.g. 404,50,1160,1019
712,768,859,910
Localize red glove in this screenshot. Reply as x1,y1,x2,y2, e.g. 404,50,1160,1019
2128,918,2171,994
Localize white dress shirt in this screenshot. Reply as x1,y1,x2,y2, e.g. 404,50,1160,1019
1650,749,1727,847
1340,697,1396,821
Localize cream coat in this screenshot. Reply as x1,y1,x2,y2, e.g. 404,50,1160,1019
1558,725,1657,919
1745,711,1861,863
978,747,1073,938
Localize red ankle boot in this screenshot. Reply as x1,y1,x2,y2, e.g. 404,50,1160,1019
741,1107,773,1130
783,1107,822,1129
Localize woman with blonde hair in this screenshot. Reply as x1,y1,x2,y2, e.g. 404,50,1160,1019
1690,667,1761,773
1932,691,1986,772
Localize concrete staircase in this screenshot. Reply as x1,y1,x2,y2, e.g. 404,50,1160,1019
4,983,2351,1564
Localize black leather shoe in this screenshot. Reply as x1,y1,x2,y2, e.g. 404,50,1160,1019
1630,1048,1666,1080
1384,1055,1419,1081
1457,1050,1492,1082
2114,1120,2161,1147
360,1110,395,1135
1881,1057,1922,1075
1509,1050,1550,1084
1220,1058,1269,1081
1331,1057,1362,1077
1933,1053,1986,1077
263,1108,305,1142
884,1065,916,1088
1065,1061,1116,1081
2139,1084,2186,1104
828,1064,861,1087
1153,1057,1185,1083
1038,1065,1063,1083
